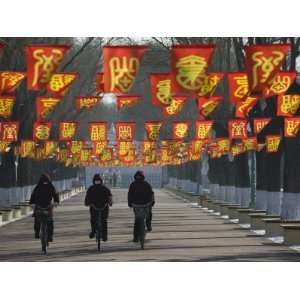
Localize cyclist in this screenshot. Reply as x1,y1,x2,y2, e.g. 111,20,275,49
29,173,59,242
85,174,112,241
128,170,155,242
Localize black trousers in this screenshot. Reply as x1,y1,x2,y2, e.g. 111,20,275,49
90,206,109,240
34,216,54,238
133,207,152,239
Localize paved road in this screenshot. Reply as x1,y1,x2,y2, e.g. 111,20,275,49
0,188,300,261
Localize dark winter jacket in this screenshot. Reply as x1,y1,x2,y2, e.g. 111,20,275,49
128,179,154,207
85,184,112,209
29,175,59,208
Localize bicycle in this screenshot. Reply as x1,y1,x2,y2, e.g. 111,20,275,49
90,203,108,252
132,203,151,250
34,205,51,254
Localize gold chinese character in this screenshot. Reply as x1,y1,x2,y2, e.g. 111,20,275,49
156,79,172,105
35,124,50,140
176,55,207,90
109,56,139,93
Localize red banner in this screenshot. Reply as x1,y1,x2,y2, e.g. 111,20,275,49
92,141,108,155
59,122,78,141
172,121,189,140
144,121,163,141
20,140,35,158
163,96,187,117
216,138,230,154
198,96,222,118
46,73,77,96
33,122,52,141
115,122,135,141
245,44,290,93
277,94,300,117
69,140,83,155
171,44,215,93
150,73,173,106
36,97,61,120
0,96,15,119
197,73,224,97
76,96,101,111
116,95,140,110
0,141,11,153
253,118,272,135
103,46,147,94
231,143,246,157
95,73,104,93
195,120,213,140
44,141,58,157
284,117,300,137
228,72,249,103
263,71,296,98
266,135,281,153
235,96,259,119
26,44,70,90
228,119,247,139
243,137,257,151
100,147,114,162
0,72,26,94
117,141,134,157
89,122,107,141
1,121,19,141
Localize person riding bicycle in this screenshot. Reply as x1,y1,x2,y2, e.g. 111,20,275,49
128,170,155,242
85,174,112,241
29,173,59,242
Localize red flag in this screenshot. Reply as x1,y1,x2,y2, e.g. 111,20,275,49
163,96,187,117
89,122,107,141
69,141,83,155
228,119,247,139
277,94,300,117
20,140,35,158
36,97,61,120
95,73,104,93
103,46,147,94
26,44,70,90
46,73,77,96
228,72,249,103
243,137,257,151
0,72,26,94
171,44,215,93
116,95,140,110
172,121,189,140
0,96,15,119
284,117,300,137
76,96,101,111
216,138,230,154
195,120,213,140
150,73,173,106
59,122,78,141
1,121,19,141
198,96,222,118
33,122,52,141
235,96,259,119
253,118,272,135
115,122,135,141
92,141,108,155
266,135,281,153
245,44,290,93
263,71,296,98
197,73,224,97
144,121,163,141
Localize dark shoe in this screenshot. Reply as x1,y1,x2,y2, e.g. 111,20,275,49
89,232,95,239
147,225,152,232
48,237,53,242
102,237,107,242
35,233,40,239
133,238,139,243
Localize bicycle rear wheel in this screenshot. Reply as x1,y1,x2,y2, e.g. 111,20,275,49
138,218,145,250
40,221,48,254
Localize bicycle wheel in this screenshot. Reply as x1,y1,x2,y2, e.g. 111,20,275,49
138,218,145,250
96,214,101,252
40,220,47,254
